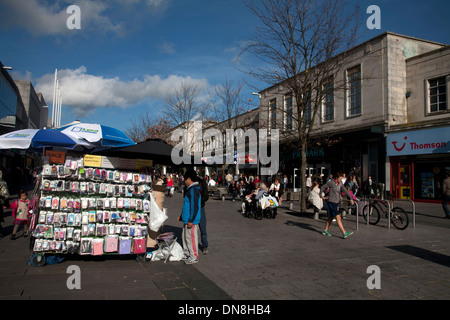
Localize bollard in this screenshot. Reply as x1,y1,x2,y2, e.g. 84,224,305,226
289,202,293,210
314,210,319,220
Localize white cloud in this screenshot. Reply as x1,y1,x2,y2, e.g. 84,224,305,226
34,66,209,116
146,0,171,13
0,0,172,36
158,42,176,54
0,0,124,36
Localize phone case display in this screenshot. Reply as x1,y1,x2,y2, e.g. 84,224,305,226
33,156,153,257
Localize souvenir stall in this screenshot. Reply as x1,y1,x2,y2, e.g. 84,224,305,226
29,153,167,266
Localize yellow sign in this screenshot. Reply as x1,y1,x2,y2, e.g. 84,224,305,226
400,186,411,200
135,159,153,169
84,155,102,167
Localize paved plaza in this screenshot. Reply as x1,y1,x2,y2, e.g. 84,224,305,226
0,190,449,301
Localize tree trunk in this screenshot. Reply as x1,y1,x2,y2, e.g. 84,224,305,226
299,139,308,212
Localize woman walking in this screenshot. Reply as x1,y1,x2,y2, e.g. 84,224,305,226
320,172,355,239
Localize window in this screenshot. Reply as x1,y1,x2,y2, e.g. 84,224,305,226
323,82,334,122
428,77,447,112
269,99,277,129
285,95,293,130
347,66,361,116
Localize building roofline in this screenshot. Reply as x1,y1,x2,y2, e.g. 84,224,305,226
258,31,447,94
406,44,450,62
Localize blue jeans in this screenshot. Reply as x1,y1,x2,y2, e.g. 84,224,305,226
443,195,450,217
199,207,208,248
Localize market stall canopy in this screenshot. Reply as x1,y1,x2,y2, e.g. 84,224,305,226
57,122,136,148
94,138,204,166
0,129,77,150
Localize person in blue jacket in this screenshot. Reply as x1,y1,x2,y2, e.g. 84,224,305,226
178,170,202,264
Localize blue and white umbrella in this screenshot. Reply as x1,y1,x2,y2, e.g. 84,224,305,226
0,129,77,150
57,122,135,148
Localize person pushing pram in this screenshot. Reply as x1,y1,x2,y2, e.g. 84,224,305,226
242,183,277,219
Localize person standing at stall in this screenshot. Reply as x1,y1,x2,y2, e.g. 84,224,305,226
9,191,30,240
178,170,202,264
198,175,210,254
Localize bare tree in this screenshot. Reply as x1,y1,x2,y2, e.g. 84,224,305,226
163,80,206,127
208,79,251,128
240,0,360,211
125,111,153,142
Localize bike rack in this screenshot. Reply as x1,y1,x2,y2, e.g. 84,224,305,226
361,197,415,229
389,198,416,228
355,202,359,231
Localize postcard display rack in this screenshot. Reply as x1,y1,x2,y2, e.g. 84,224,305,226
32,156,153,261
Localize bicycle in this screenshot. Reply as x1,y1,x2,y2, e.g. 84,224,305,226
362,198,409,230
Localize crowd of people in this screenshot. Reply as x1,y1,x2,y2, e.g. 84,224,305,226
2,163,450,264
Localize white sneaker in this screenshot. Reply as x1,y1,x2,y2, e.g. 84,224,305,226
184,257,198,264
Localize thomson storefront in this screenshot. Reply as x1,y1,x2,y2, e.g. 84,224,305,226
387,126,450,203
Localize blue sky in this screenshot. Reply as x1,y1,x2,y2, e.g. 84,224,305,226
1,0,449,133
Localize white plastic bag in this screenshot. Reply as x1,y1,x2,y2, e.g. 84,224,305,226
149,193,168,232
150,242,184,262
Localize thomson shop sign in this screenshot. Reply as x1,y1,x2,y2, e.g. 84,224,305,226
387,127,450,156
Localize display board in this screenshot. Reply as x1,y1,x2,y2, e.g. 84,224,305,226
32,156,153,256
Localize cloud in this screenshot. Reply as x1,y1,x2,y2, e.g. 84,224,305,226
0,0,172,36
146,0,171,13
34,66,209,116
0,0,124,36
158,42,176,54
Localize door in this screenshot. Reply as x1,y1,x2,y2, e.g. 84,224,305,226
399,165,412,199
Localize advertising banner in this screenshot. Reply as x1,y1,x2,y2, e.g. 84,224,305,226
387,127,450,156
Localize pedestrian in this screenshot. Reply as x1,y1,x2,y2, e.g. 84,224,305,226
269,178,283,218
230,181,239,201
197,175,210,254
208,177,216,186
442,171,450,219
365,175,376,197
178,170,202,264
0,170,10,237
225,172,233,189
307,181,323,213
306,174,312,193
254,175,261,188
320,172,355,239
166,175,173,197
9,191,31,240
255,183,268,203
